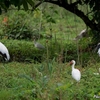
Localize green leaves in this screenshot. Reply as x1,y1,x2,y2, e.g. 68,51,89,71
22,0,35,11
0,0,10,13
23,0,28,11
17,0,35,11
45,15,56,23
0,0,35,14
27,0,34,7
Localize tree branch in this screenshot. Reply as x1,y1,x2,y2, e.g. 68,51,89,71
62,4,99,31
42,0,99,31
31,1,43,11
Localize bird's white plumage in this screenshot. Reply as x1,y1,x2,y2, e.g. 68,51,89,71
0,42,10,61
95,43,100,56
74,29,87,40
70,60,81,82
97,48,100,56
72,68,81,81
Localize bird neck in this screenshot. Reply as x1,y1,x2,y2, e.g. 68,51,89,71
72,63,75,70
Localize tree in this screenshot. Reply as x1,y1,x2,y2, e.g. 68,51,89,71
0,0,100,43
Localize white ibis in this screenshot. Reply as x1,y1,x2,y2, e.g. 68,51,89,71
33,39,45,50
0,42,10,61
74,29,87,41
95,43,100,56
70,60,81,82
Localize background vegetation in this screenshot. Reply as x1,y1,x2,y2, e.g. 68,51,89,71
0,2,100,100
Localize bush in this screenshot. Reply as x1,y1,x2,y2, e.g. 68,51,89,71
1,39,45,62
64,43,78,62
0,38,95,65
3,17,33,40
0,39,78,63
1,11,43,40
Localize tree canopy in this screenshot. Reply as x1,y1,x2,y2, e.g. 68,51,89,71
0,0,100,42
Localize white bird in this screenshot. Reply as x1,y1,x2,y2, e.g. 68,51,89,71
70,60,81,82
33,39,45,50
74,29,87,41
95,43,100,56
0,42,10,61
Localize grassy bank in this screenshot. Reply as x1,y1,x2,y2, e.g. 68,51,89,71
0,61,100,100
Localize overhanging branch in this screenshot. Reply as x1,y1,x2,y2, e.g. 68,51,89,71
45,0,99,30
32,0,99,31
63,4,99,31
31,1,43,11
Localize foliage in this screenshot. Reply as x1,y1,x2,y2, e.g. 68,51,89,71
0,5,88,64
1,0,100,43
1,11,34,40
0,39,60,62
0,3,96,65
84,0,100,26
0,40,70,63
91,30,100,44
0,39,46,62
0,0,34,12
0,60,100,100
1,38,96,66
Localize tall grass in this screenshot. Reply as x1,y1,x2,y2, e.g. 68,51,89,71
0,60,100,100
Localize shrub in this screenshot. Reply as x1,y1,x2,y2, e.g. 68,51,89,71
1,39,45,62
0,39,77,63
64,43,78,62
0,38,95,65
1,11,43,40
2,17,33,40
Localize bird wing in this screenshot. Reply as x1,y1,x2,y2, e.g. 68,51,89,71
97,48,100,56
72,69,81,81
0,42,10,60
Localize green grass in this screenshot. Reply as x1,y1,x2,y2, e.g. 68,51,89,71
0,61,100,100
